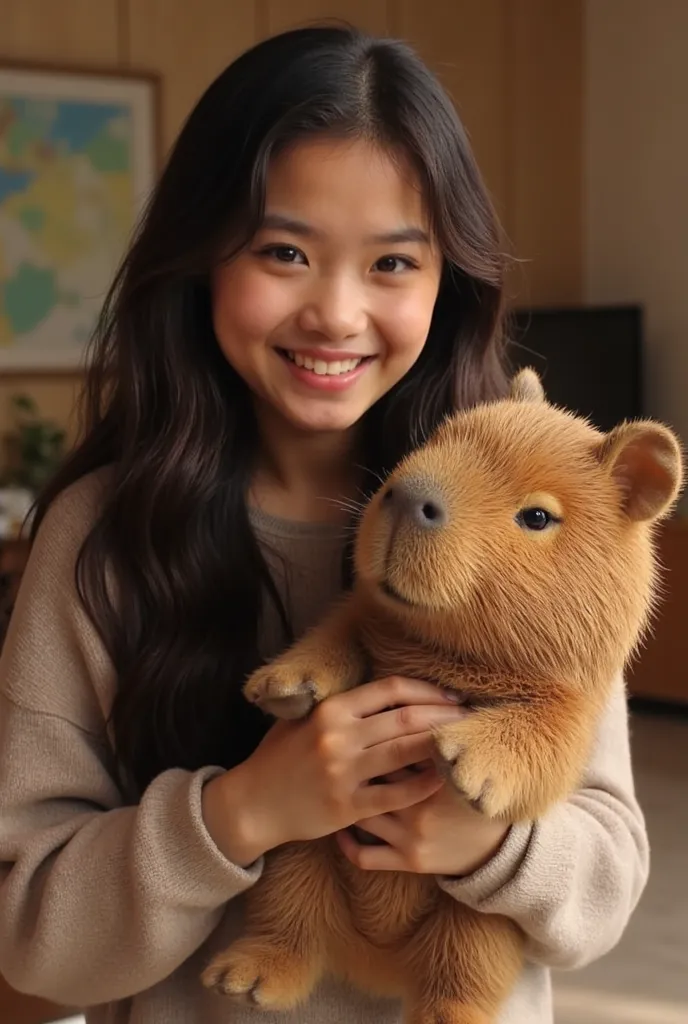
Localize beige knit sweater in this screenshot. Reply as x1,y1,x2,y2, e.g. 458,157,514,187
0,473,650,1023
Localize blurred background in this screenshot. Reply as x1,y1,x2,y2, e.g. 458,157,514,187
1,1,686,1022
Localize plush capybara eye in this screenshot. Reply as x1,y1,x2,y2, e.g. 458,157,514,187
517,507,556,531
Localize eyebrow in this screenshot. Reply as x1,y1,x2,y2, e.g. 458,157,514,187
260,213,431,246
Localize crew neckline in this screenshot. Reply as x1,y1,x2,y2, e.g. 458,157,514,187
248,504,350,540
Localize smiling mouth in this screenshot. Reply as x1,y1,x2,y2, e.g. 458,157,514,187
278,349,373,376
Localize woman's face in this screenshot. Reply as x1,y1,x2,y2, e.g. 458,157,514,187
211,136,443,436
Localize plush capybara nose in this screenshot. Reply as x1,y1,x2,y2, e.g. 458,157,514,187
382,479,448,529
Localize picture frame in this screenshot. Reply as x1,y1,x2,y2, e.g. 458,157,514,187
0,60,161,372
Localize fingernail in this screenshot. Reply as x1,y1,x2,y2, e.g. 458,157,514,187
442,690,462,703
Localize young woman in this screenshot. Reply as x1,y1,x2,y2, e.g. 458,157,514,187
0,24,648,1024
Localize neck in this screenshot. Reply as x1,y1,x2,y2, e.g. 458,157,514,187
251,403,363,523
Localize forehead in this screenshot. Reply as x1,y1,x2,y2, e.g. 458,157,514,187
264,136,430,234
434,402,603,481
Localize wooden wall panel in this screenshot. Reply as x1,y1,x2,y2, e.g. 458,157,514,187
628,520,688,704
505,0,584,306
394,0,584,308
1,0,120,64
262,0,388,36
127,0,257,153
393,1,508,222
0,0,121,449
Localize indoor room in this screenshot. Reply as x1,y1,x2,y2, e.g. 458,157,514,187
1,3,686,1023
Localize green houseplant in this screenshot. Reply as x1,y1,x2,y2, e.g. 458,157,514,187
1,393,67,494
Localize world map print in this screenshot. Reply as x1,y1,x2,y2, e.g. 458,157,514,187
0,90,143,368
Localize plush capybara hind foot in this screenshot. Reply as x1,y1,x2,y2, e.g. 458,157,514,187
201,939,320,1009
407,1002,492,1024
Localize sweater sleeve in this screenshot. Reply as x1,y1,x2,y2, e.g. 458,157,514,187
436,677,649,969
0,477,263,1006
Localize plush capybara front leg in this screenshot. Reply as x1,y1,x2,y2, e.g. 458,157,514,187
243,594,366,719
403,897,523,1024
202,839,345,1008
433,681,595,820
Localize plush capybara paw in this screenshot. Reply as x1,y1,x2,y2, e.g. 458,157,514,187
432,718,516,819
243,660,330,719
407,1001,492,1024
202,941,317,1009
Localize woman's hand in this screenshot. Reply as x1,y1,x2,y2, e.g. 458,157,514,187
202,677,465,866
335,757,511,877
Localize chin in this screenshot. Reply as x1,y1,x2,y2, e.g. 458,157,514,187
282,404,365,435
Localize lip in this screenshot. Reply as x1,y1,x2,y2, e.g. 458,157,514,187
276,348,374,392
277,346,373,361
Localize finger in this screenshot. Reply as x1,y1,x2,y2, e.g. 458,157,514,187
335,676,462,720
357,703,467,749
335,828,409,872
350,812,405,846
374,759,435,785
375,768,416,785
359,732,435,782
358,764,443,817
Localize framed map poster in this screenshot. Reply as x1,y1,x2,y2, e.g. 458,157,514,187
0,62,159,371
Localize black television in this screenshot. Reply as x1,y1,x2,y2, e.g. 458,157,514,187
507,304,643,432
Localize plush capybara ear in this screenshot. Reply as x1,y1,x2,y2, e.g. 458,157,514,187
510,368,545,404
598,421,684,521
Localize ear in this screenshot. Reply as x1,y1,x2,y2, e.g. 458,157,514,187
598,420,684,521
510,368,545,404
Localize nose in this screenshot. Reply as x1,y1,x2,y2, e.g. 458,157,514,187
382,479,448,529
298,275,368,341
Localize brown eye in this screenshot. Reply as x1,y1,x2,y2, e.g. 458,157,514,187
273,246,301,262
373,255,416,273
517,508,554,531
260,244,307,264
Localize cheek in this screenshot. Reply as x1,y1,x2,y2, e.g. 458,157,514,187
211,263,293,356
377,284,439,361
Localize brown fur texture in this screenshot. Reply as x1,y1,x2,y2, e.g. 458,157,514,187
202,369,683,1022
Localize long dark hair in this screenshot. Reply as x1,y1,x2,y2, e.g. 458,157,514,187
33,24,510,794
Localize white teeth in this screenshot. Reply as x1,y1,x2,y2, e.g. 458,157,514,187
285,351,363,375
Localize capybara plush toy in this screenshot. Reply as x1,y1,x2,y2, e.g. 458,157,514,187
203,369,683,1023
